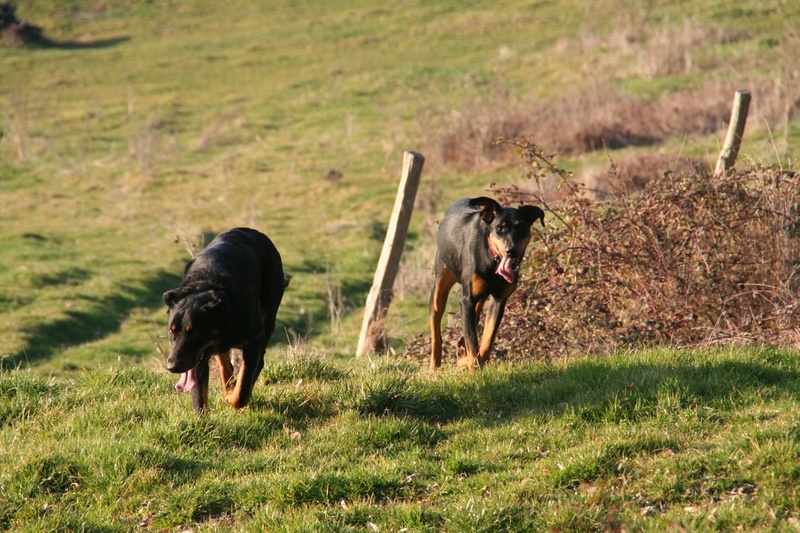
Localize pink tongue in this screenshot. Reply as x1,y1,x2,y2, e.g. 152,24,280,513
496,257,516,284
175,368,197,393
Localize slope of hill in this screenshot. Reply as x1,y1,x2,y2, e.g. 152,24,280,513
2,0,797,374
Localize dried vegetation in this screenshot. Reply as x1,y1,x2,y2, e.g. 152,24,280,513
428,81,797,173
408,138,800,363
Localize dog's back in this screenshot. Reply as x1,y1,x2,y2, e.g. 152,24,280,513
186,228,285,317
435,198,486,279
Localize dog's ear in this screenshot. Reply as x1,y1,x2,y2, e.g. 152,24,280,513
201,290,229,312
163,288,186,309
470,197,502,224
202,290,233,347
520,205,545,227
202,290,232,324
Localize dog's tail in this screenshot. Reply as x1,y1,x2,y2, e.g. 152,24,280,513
283,274,292,288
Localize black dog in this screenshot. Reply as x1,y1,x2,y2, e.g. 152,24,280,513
429,197,544,370
163,227,288,411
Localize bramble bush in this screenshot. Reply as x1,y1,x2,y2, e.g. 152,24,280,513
409,137,800,363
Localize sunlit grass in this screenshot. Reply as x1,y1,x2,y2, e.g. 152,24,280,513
2,347,800,530
1,0,797,374
1,2,800,528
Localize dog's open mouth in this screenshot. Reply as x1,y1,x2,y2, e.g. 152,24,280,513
170,347,215,394
496,256,519,284
174,367,198,393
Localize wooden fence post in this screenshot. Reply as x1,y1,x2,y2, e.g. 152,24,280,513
714,90,751,176
356,150,425,357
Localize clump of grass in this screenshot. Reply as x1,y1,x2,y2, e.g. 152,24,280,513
2,92,30,160
260,352,347,385
0,369,60,425
12,453,85,499
128,114,167,180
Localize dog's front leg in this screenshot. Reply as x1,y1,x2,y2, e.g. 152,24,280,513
190,351,212,412
457,288,481,370
478,296,506,365
225,340,266,409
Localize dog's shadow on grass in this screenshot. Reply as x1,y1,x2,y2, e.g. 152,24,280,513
5,268,181,370
362,353,800,427
487,357,800,425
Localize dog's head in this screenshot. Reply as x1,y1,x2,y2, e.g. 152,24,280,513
162,288,231,376
471,196,545,283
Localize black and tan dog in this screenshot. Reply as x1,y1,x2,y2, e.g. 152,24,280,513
429,197,544,370
163,227,288,411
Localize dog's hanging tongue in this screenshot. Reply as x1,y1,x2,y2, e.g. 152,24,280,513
496,257,516,284
174,368,197,393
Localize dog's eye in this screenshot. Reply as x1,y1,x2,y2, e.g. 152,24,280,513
169,324,178,336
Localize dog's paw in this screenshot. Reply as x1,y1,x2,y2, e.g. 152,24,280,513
456,355,479,371
225,392,244,409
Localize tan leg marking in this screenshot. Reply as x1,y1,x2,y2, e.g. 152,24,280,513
430,265,457,371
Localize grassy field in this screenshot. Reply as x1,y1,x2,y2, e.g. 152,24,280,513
2,0,800,530
4,347,800,531
2,0,798,373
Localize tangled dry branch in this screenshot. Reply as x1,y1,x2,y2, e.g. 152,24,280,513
408,137,800,363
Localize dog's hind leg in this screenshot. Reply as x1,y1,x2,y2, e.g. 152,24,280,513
429,265,456,370
226,309,276,408
216,350,234,392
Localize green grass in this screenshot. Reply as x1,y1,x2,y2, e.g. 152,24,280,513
3,347,800,530
2,0,798,374
2,1,800,529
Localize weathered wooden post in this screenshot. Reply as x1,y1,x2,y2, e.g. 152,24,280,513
356,150,425,357
714,90,751,176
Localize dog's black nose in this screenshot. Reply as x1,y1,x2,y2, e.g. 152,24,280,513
166,355,183,373
506,247,517,257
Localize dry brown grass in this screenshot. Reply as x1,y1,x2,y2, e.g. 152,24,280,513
428,79,799,172
429,84,728,170
582,152,710,200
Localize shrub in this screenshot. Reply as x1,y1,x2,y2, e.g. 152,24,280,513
582,153,709,200
409,137,800,362
496,137,800,359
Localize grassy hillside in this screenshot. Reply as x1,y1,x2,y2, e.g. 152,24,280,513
2,1,800,529
2,0,798,374
3,347,800,531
